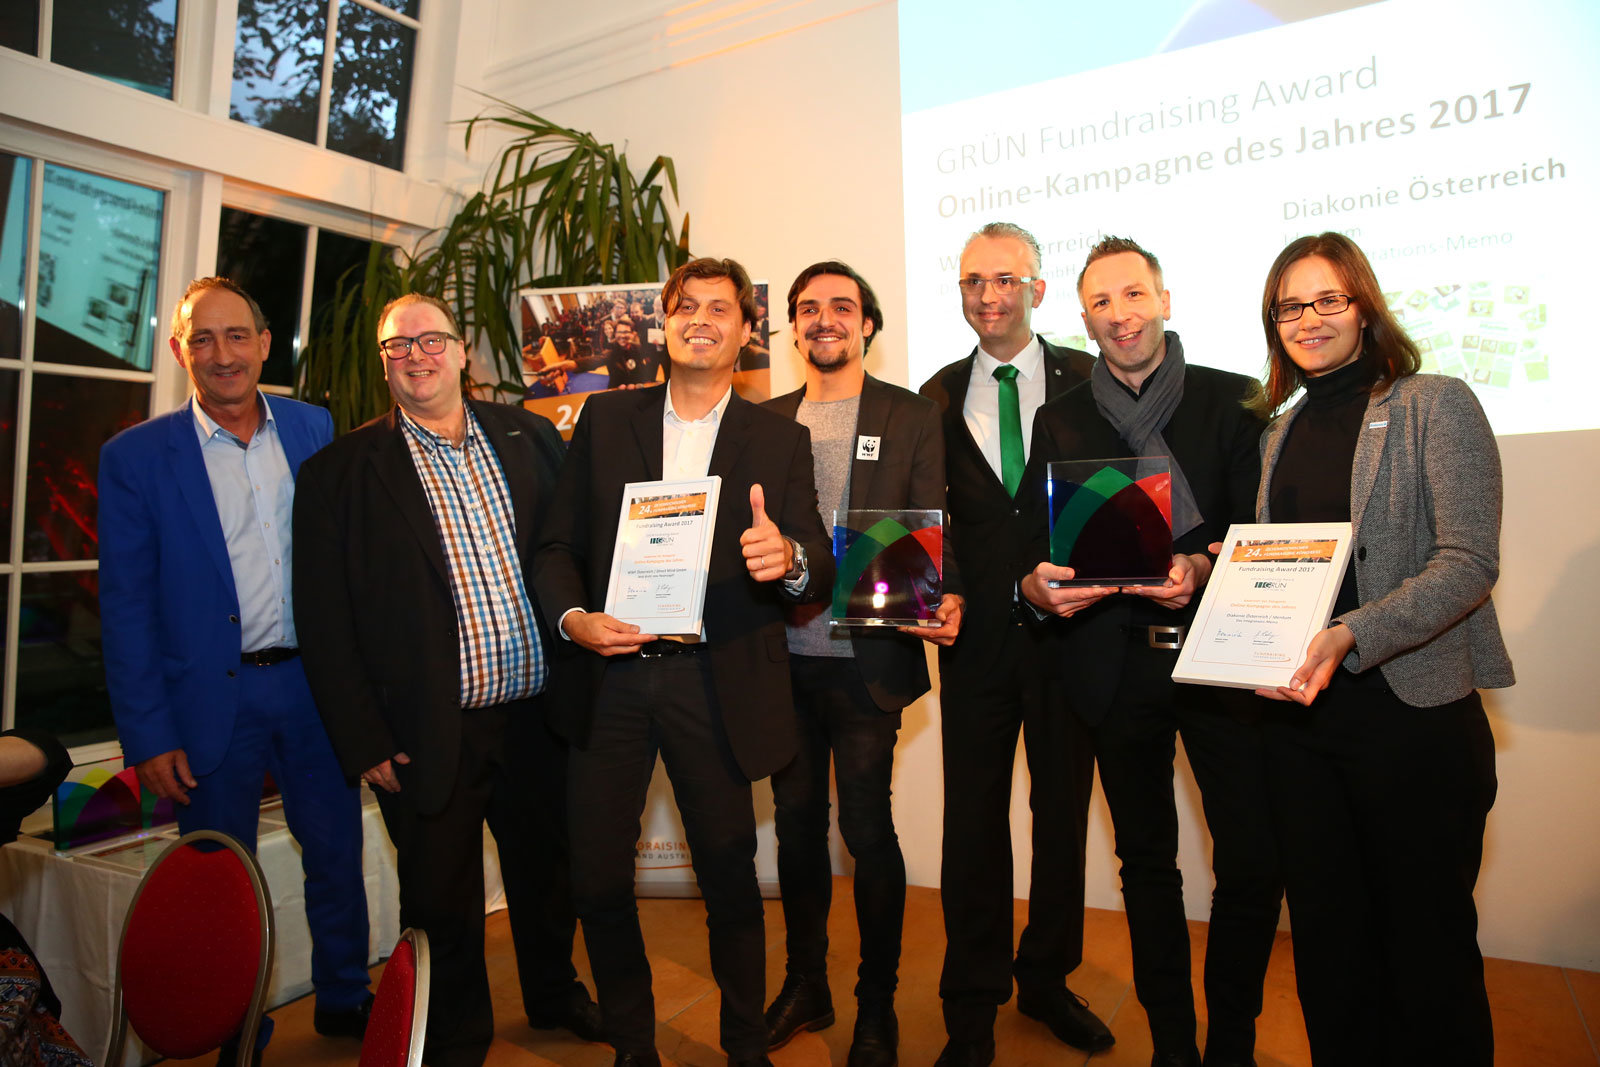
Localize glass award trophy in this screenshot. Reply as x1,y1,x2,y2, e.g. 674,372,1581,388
829,509,943,627
1047,457,1172,586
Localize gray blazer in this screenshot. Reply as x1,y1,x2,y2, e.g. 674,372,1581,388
1257,373,1514,706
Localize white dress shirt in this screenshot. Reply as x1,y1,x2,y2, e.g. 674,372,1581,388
962,335,1047,479
192,394,296,653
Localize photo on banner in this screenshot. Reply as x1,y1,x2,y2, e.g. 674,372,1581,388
516,279,772,440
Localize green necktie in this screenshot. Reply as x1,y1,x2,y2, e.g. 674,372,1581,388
993,363,1023,497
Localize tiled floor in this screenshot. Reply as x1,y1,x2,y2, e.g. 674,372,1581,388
171,879,1600,1065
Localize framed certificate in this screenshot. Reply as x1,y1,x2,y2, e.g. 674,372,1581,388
603,477,721,636
1172,522,1355,690
829,509,944,627
1047,457,1172,586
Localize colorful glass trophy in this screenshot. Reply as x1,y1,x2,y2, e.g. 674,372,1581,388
830,509,943,626
1047,457,1172,586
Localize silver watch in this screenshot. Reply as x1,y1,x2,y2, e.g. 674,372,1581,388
783,537,807,581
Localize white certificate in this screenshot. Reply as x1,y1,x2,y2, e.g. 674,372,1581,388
1172,522,1354,690
603,477,721,636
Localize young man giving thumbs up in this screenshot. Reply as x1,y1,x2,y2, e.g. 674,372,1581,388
534,257,834,1067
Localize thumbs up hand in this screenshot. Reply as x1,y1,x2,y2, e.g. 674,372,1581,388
740,482,794,582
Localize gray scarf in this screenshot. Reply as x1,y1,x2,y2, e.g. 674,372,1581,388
1089,330,1202,539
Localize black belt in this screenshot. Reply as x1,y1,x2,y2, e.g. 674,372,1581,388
1125,625,1186,650
637,640,704,658
241,647,300,666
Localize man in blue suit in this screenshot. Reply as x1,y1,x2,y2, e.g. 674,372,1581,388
98,277,374,1044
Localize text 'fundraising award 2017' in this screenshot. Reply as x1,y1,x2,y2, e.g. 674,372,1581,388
1172,522,1354,690
603,477,721,637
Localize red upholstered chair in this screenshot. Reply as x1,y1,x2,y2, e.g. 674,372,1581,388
104,830,274,1067
359,927,430,1067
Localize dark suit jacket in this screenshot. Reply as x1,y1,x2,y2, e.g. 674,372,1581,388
99,396,333,775
293,400,567,816
532,385,834,781
764,373,959,712
1023,357,1266,724
919,337,1095,692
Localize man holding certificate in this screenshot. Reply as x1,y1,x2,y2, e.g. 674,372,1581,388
534,257,834,1067
761,261,963,1066
1019,238,1280,1067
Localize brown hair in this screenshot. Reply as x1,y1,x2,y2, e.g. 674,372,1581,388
661,258,757,325
377,293,463,345
170,277,268,339
786,260,885,352
1076,236,1163,298
1253,232,1419,417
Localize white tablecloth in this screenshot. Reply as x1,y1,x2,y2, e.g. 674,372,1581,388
0,790,425,1065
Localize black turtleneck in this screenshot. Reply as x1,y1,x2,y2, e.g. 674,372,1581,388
1269,357,1387,689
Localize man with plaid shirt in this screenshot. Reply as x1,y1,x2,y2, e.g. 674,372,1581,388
295,294,599,1067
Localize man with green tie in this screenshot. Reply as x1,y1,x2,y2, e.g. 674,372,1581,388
918,223,1109,1066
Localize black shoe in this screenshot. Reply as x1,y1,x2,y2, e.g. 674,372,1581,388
613,1053,662,1067
1202,1057,1257,1067
1151,1051,1202,1067
313,992,375,1038
932,1036,995,1067
729,1058,774,1067
764,973,834,1050
530,983,605,1042
847,1001,898,1067
1016,985,1114,1052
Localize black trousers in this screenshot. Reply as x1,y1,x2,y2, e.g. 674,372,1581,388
771,653,906,1003
1089,642,1282,1061
568,653,768,1059
374,698,582,1067
1262,684,1496,1066
938,620,1096,1039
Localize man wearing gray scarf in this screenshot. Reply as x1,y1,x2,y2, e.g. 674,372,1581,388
1020,238,1282,1067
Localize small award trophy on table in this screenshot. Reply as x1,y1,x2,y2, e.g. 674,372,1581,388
829,509,943,627
1047,457,1172,586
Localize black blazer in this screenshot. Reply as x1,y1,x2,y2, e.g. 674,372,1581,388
293,400,567,816
919,337,1095,692
1022,359,1266,724
764,373,959,712
532,385,834,781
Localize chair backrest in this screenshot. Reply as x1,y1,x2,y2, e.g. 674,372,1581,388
359,927,430,1067
105,830,274,1066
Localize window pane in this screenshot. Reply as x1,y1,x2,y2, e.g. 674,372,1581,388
0,4,40,56
231,0,326,145
217,208,307,388
327,4,414,169
0,153,29,361
15,569,114,749
0,369,18,563
25,373,149,562
51,0,176,99
309,228,378,329
34,164,163,373
384,0,420,18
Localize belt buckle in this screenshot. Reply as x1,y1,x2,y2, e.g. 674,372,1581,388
1148,625,1186,651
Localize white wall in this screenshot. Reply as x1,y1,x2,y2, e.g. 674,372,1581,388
456,0,1600,970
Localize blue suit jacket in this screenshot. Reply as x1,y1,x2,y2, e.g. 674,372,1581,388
99,396,334,775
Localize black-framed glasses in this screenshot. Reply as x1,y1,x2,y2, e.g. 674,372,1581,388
379,331,458,358
956,275,1038,295
1270,294,1353,322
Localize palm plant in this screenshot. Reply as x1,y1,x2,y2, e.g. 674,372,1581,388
298,98,691,432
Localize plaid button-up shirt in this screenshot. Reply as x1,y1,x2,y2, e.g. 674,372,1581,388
399,407,545,708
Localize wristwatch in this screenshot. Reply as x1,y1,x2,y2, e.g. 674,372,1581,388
782,537,807,582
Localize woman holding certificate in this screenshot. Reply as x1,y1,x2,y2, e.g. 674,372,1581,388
1249,232,1513,1066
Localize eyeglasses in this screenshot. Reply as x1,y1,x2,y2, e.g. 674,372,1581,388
956,275,1037,295
1270,294,1353,323
379,332,458,358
